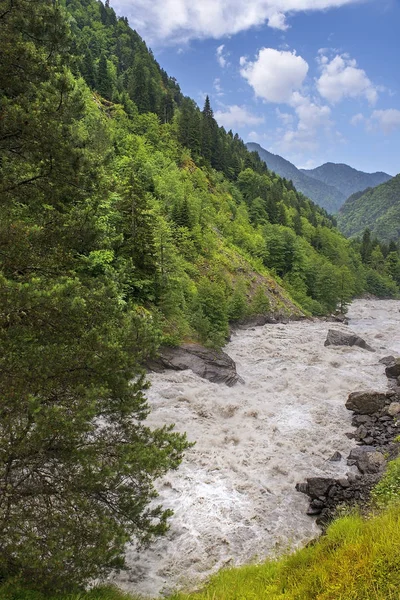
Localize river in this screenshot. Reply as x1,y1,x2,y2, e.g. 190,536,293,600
113,299,400,597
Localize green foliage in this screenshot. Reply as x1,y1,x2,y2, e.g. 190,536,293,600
227,279,249,321
191,278,229,347
250,285,271,315
0,0,189,592
372,457,400,508
338,175,400,242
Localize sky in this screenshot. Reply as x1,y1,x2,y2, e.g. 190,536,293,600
111,0,400,175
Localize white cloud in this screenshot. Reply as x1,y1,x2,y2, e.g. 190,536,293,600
213,78,224,96
350,112,365,126
111,0,364,45
276,93,333,153
214,105,265,128
316,53,378,105
240,48,309,103
216,44,229,68
370,109,400,133
276,108,294,126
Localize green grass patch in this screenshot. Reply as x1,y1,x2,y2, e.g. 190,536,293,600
171,506,400,600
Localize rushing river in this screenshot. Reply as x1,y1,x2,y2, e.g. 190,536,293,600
113,299,400,597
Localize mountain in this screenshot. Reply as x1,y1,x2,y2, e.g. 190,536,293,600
338,174,400,242
246,143,346,214
301,163,392,200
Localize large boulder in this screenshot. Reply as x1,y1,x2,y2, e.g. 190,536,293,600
346,391,388,415
324,329,375,352
347,446,386,474
296,477,336,499
348,446,386,474
147,343,244,387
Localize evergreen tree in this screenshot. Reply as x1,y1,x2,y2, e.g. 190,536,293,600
97,54,113,99
0,1,189,590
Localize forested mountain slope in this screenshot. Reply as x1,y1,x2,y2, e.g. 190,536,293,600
246,142,346,213
302,162,392,201
2,0,400,594
338,175,400,242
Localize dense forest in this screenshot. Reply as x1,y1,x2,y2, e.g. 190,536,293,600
338,175,400,243
1,0,400,595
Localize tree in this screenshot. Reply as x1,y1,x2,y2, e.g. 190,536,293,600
97,54,113,99
0,0,189,591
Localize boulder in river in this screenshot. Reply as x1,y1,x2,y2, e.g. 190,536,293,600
324,329,375,352
346,391,388,415
385,358,400,379
379,355,396,366
147,343,244,387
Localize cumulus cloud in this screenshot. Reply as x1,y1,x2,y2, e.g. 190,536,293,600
216,44,229,68
240,48,309,103
111,0,363,45
214,105,265,128
316,53,378,105
370,109,400,133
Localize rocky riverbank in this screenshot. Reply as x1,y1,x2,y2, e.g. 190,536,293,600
297,355,400,525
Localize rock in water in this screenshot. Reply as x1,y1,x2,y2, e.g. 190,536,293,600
324,329,375,352
385,358,400,379
346,391,388,414
147,343,244,387
379,355,396,366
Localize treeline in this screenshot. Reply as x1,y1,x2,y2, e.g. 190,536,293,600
1,0,399,595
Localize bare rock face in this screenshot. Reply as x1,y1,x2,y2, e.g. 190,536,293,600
324,329,375,352
147,343,244,387
346,391,389,415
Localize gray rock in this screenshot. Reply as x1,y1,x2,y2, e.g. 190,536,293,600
357,451,386,474
324,329,375,352
147,344,244,386
346,391,388,415
387,402,400,417
347,446,386,474
379,355,396,366
348,446,376,460
386,359,400,379
328,451,342,462
306,477,336,499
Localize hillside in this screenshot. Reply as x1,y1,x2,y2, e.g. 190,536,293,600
2,0,400,595
338,174,400,242
302,162,392,200
246,142,346,213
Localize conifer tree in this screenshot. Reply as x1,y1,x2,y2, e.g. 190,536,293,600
0,0,189,590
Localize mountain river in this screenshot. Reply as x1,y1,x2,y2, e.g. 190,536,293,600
113,299,400,597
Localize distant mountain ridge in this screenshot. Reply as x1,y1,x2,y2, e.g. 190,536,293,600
246,142,392,215
301,163,392,200
338,174,400,242
246,142,345,214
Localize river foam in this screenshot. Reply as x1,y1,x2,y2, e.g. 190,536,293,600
113,299,400,597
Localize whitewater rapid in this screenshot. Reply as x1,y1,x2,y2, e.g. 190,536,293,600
114,299,400,597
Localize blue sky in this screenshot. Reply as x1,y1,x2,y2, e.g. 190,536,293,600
111,0,400,175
